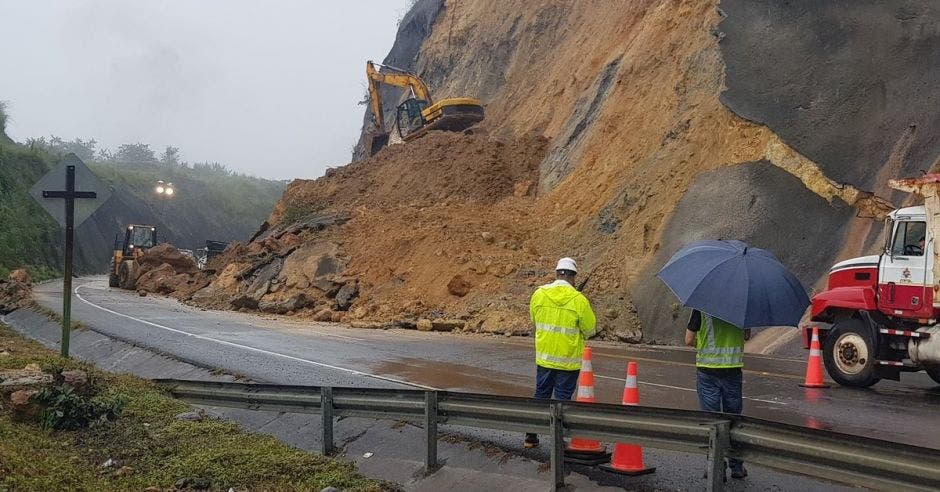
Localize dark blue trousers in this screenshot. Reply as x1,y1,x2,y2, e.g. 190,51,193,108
534,365,580,400
697,368,744,470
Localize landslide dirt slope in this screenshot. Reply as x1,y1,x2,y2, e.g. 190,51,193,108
194,0,940,344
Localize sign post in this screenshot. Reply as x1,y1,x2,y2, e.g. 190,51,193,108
29,154,111,357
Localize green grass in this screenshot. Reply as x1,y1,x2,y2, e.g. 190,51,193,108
0,133,285,279
0,143,62,280
0,324,393,492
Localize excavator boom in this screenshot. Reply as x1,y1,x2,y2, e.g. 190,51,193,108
366,61,432,133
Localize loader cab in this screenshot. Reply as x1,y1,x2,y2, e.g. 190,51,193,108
123,224,157,257
878,207,933,319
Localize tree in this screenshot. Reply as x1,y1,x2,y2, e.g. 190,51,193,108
62,138,97,161
0,100,8,134
160,146,181,167
22,135,96,161
112,143,157,163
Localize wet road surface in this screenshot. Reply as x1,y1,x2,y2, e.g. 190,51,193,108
26,277,940,489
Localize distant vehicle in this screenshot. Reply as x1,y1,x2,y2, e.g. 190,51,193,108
109,224,156,290
364,60,484,156
810,175,940,387
195,240,227,270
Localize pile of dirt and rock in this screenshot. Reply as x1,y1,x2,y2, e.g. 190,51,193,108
132,244,213,300
177,131,557,334
0,270,32,314
271,131,548,221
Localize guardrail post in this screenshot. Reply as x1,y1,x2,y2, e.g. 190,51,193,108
321,386,334,455
425,390,439,473
706,421,730,492
550,402,565,491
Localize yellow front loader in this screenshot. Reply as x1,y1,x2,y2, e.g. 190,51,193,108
108,224,157,290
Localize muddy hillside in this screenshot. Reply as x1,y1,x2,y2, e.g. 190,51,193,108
175,0,939,344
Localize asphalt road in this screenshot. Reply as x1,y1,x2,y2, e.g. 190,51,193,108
28,277,940,489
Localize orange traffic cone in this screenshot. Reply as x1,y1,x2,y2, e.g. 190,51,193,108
600,362,656,476
800,326,830,388
564,347,611,465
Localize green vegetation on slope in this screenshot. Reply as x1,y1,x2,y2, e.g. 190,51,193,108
0,324,390,491
0,104,286,276
89,159,284,238
0,143,61,281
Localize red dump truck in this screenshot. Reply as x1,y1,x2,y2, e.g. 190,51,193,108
808,175,940,387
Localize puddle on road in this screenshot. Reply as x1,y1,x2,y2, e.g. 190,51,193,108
371,357,530,396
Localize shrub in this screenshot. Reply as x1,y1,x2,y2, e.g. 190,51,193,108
33,384,125,431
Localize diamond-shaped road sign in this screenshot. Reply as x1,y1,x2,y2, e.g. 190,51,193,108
29,153,112,228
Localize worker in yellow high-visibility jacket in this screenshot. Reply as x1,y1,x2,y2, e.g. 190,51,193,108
524,257,596,448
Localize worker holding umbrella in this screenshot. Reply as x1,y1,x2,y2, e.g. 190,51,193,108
657,240,810,481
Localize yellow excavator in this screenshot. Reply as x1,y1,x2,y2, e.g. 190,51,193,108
365,60,484,156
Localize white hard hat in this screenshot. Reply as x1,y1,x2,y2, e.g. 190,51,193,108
556,257,577,273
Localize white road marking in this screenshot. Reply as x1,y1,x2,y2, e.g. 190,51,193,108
73,283,438,391
595,374,787,405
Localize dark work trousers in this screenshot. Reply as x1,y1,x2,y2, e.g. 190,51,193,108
697,367,744,470
534,365,580,400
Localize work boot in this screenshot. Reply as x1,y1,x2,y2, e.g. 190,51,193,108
524,433,539,449
730,463,748,479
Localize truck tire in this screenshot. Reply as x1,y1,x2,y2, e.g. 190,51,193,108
925,364,940,386
822,318,880,387
118,261,137,290
108,271,119,288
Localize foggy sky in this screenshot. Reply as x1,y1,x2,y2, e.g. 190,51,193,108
0,1,409,180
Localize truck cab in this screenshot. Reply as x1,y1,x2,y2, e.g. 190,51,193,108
811,202,940,387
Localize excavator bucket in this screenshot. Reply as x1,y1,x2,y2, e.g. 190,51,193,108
365,132,390,157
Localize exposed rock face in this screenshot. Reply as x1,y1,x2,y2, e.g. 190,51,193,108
143,1,940,345
634,162,855,343
718,0,940,189
351,0,446,161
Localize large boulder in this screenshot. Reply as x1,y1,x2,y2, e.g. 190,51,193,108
0,279,31,314
8,269,29,284
137,243,200,275
335,281,359,311
259,293,309,315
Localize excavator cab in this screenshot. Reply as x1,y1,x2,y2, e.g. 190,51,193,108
396,98,430,140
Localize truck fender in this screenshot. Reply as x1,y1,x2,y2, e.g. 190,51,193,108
810,286,877,322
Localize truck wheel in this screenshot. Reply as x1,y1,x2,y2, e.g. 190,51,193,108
118,261,137,290
108,272,119,288
822,318,880,387
925,365,940,386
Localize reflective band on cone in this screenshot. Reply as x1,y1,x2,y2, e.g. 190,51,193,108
800,326,830,388
600,361,656,476
565,347,611,464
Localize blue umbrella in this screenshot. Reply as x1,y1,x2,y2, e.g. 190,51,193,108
656,240,809,329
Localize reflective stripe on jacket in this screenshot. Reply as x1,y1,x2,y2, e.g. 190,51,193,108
530,279,597,371
696,314,744,368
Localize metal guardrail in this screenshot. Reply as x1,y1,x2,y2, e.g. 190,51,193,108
155,379,940,492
